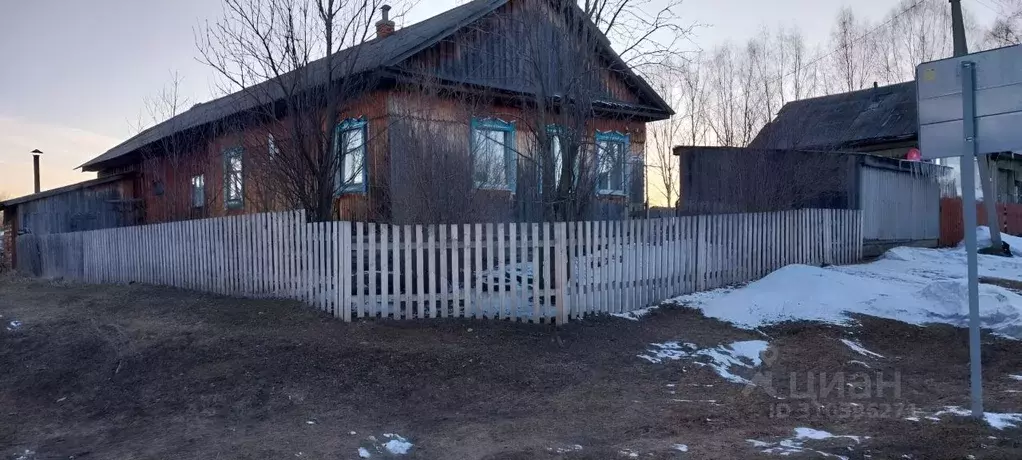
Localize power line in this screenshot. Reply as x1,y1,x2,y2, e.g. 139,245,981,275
974,0,1003,15
772,0,931,84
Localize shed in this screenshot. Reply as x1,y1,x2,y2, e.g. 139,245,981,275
675,146,952,257
0,173,140,269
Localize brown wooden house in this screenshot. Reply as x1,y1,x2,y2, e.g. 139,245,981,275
74,0,672,225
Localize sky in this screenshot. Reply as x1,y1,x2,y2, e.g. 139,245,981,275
0,0,1001,199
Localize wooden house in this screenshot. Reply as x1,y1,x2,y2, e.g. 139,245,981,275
69,0,672,226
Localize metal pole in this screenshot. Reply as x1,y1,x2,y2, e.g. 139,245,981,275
950,0,968,56
961,61,984,419
950,0,1002,248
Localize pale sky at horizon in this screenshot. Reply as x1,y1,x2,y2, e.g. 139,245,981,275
0,0,1001,198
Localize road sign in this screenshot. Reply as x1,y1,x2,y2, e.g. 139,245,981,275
916,44,1022,159
916,45,1022,419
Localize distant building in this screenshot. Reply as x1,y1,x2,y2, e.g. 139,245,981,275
751,80,1022,203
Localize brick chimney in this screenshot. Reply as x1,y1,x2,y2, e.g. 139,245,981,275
376,5,395,38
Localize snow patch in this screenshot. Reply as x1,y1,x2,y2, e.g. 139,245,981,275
638,340,768,385
672,443,689,452
1008,374,1022,381
671,242,1022,338
382,434,413,455
359,433,413,457
911,406,1022,430
747,427,865,458
840,339,884,358
611,306,658,321
546,444,583,454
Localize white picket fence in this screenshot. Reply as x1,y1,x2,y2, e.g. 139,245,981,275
15,208,862,323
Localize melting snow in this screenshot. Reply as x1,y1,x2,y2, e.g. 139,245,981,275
547,444,583,454
611,306,658,321
747,427,865,459
638,340,768,384
932,406,1022,430
1009,374,1022,381
670,229,1022,338
358,433,413,457
672,443,689,452
840,339,884,358
382,434,413,455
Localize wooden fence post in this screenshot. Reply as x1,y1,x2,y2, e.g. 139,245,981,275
554,222,568,325
696,215,707,291
821,209,829,265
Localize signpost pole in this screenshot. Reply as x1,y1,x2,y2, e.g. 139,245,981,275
960,60,984,419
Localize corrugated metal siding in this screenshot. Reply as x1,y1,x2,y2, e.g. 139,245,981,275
859,166,940,241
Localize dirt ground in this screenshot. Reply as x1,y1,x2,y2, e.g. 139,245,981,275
1,275,1021,459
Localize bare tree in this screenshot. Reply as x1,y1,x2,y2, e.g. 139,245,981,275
645,66,684,207
984,0,1022,47
678,58,709,147
384,78,517,224
702,41,767,147
493,0,692,222
129,71,223,223
830,7,877,93
580,0,692,74
197,0,393,221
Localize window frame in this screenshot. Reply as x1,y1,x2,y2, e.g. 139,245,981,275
594,130,630,196
334,118,368,195
190,174,205,209
541,125,585,192
470,117,517,191
223,146,244,209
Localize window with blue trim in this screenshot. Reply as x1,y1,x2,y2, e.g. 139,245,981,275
471,118,516,190
595,131,628,195
335,118,367,194
223,147,244,208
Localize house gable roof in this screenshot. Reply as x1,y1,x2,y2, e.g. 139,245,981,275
750,81,917,151
80,0,670,172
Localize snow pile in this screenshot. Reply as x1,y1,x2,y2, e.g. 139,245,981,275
638,340,768,384
671,232,1022,337
747,427,865,458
